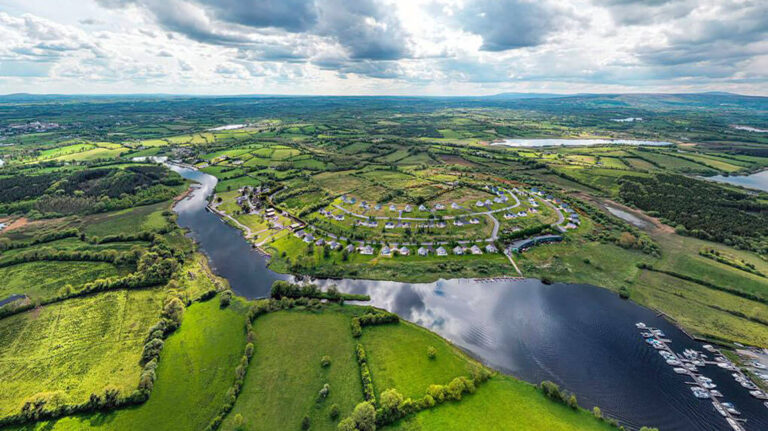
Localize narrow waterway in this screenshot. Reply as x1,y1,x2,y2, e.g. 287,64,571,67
170,164,768,431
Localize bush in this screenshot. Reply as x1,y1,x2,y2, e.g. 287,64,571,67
351,318,362,338
301,415,311,430
329,403,340,420
379,388,404,423
426,346,437,360
220,290,233,308
321,355,332,368
233,413,245,431
318,383,330,400
592,406,602,419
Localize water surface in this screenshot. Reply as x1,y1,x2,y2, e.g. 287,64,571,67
706,170,768,193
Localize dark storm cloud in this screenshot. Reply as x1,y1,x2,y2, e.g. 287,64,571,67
202,0,318,32
97,0,410,61
315,0,409,60
594,0,696,25
457,0,569,51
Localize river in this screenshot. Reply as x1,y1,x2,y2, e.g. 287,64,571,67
170,164,768,431
705,170,768,193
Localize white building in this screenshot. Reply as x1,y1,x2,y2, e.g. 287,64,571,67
436,246,448,256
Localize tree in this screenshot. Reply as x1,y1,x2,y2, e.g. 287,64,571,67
302,415,311,430
350,402,376,431
379,388,404,422
426,346,437,359
337,418,356,431
592,406,602,419
321,355,331,367
329,403,340,420
162,297,185,330
233,413,245,431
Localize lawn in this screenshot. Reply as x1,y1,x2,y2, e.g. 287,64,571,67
386,376,616,431
221,310,363,431
0,288,164,417
8,296,248,431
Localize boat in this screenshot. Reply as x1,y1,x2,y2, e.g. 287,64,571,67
667,359,682,366
713,401,726,417
673,367,688,374
710,390,723,397
641,331,654,338
763,401,768,408
721,402,741,415
741,381,758,390
691,386,710,399
635,322,647,329
750,390,768,399
703,344,716,352
684,363,698,372
701,382,717,389
751,361,767,370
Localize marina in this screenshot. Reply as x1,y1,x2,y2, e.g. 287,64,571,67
637,322,768,430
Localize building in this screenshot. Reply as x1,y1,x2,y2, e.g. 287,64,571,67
334,214,345,221
418,204,428,211
315,238,325,246
453,246,464,255
389,204,397,211
385,222,395,229
453,220,464,226
470,245,483,255
476,200,485,207
451,202,460,209
303,234,315,243
404,205,412,212
381,246,392,256
329,241,340,250
469,218,480,225
398,246,410,256
434,203,445,210
418,247,428,256
509,235,563,253
345,244,356,253
360,245,374,255
294,230,305,238
485,244,498,253
436,246,448,256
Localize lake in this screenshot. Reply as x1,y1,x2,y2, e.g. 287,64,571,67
170,165,768,431
492,138,672,147
605,205,651,229
706,170,768,193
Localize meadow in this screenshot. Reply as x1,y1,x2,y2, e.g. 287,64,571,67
0,288,164,417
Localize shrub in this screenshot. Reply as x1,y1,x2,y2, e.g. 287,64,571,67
592,406,602,419
426,346,437,360
420,394,435,409
567,393,578,409
140,338,164,365
351,402,376,431
337,417,356,431
329,403,340,420
319,383,330,400
245,343,255,359
301,415,311,430
351,318,362,338
220,290,233,308
321,355,332,367
233,413,245,430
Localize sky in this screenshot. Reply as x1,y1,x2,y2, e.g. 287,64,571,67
0,0,766,96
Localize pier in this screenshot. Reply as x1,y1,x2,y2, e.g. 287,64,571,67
637,323,748,431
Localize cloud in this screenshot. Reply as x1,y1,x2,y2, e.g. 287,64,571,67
202,0,318,32
595,0,697,25
456,0,574,51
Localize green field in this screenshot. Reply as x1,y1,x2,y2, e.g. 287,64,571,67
0,261,128,302
221,309,363,431
0,289,164,417
387,376,616,431
8,296,247,431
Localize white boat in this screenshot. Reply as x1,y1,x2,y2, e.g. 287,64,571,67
722,402,741,415
635,322,647,329
691,387,710,399
667,359,682,366
701,382,717,389
750,390,768,399
710,390,723,397
673,367,688,374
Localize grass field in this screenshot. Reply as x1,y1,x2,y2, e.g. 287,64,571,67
221,309,362,431
361,321,473,400
8,296,248,431
0,261,128,302
0,289,164,417
386,376,616,431
80,202,169,237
